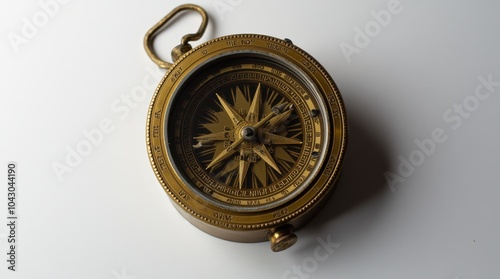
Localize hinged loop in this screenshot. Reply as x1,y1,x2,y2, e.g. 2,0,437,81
144,4,208,69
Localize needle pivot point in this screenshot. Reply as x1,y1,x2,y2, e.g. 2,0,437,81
241,126,257,141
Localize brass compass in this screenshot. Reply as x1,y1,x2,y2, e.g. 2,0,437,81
144,4,347,252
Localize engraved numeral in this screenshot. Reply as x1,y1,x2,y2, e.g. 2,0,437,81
214,212,233,221
179,190,190,201
153,125,160,137
273,208,288,218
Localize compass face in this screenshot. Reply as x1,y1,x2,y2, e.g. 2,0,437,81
147,35,346,238
166,54,328,212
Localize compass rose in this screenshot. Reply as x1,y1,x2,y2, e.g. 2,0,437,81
193,83,303,189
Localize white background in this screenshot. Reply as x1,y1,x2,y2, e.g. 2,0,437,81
1,0,500,278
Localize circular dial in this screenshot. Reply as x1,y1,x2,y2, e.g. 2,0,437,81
167,54,328,212
147,34,347,245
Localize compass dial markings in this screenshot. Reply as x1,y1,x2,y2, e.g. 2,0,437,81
175,59,324,207
203,90,297,178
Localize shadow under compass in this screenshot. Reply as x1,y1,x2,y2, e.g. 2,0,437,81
292,105,392,251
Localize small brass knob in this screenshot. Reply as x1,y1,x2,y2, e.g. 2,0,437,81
171,43,193,63
267,224,298,252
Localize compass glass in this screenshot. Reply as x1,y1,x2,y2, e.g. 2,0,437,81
165,52,329,212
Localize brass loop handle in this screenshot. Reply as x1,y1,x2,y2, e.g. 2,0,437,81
144,4,208,69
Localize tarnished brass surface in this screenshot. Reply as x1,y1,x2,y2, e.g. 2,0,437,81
145,6,347,252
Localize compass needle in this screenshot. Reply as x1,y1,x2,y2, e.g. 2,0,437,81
253,111,276,130
268,108,292,129
193,131,229,142
265,133,303,145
